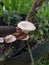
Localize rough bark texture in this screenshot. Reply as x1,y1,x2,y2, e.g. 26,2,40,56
0,26,16,37
25,0,45,22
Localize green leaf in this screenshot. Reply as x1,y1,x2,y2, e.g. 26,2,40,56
0,5,3,16
2,0,10,11
11,0,17,11
39,29,44,35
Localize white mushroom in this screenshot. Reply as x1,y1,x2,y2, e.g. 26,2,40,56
4,35,16,43
0,37,4,43
17,21,36,33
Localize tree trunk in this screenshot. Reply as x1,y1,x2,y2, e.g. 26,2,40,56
25,0,45,22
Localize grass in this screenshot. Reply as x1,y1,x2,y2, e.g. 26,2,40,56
1,0,33,14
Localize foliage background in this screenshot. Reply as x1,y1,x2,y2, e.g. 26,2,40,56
0,0,49,65
0,0,34,14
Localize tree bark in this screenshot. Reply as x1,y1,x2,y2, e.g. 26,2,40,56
25,0,45,22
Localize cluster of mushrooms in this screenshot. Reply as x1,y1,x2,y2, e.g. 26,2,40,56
0,21,36,61
0,21,36,45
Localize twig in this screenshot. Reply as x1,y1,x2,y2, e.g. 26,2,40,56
27,41,34,65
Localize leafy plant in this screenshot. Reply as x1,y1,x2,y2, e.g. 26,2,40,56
29,19,49,44
2,0,10,11
0,4,3,16
37,2,49,20
29,1,49,44
11,0,17,11
17,0,33,14
0,0,34,25
38,53,49,65
33,1,49,65
1,0,34,14
3,11,22,25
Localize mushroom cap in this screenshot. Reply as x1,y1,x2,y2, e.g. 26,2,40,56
0,37,4,43
4,35,16,43
17,21,36,31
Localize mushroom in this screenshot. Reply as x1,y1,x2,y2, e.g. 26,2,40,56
17,21,36,33
13,27,22,36
0,37,4,43
4,35,16,43
13,32,29,41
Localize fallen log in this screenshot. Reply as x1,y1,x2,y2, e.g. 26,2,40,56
0,26,16,37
